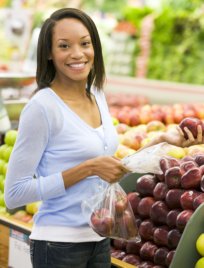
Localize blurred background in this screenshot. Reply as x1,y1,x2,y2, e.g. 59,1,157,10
1,0,204,84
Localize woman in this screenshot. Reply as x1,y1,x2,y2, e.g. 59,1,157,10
4,8,203,268
5,8,129,268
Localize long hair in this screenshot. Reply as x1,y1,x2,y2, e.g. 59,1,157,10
36,8,106,97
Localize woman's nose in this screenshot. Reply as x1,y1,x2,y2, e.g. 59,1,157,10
70,45,83,58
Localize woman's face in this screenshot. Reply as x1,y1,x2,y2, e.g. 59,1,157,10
50,18,94,84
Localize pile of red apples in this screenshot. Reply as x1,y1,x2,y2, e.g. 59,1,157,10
111,154,204,267
110,103,204,127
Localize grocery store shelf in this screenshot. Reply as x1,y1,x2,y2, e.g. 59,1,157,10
0,214,32,235
105,75,204,104
111,257,136,268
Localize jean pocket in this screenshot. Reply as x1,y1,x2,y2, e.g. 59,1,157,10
47,241,75,249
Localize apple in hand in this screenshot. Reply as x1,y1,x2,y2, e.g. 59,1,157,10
90,208,114,237
179,117,204,139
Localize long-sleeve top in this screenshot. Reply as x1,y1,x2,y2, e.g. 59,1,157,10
5,87,119,242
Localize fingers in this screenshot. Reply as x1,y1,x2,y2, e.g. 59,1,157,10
184,127,195,142
197,125,203,143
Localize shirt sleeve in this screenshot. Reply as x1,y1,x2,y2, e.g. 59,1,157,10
4,100,66,209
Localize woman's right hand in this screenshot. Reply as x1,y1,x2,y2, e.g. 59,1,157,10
89,156,130,183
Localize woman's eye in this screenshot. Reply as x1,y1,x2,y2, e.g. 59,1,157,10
82,41,91,46
59,44,69,49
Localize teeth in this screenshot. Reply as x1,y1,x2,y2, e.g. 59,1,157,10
68,63,85,68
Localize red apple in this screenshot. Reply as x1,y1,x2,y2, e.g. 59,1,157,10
154,247,169,266
166,209,182,228
137,197,156,219
136,174,157,196
139,219,156,241
118,210,139,240
165,189,184,209
176,209,193,231
140,241,158,262
122,254,142,265
194,154,204,166
115,123,129,134
180,190,201,210
138,261,155,268
112,239,127,250
165,250,176,266
153,226,169,247
181,167,201,189
150,201,169,225
127,191,141,215
159,157,180,174
153,182,168,201
180,160,197,173
126,239,144,255
179,117,204,139
193,193,204,209
90,208,114,237
165,166,182,189
111,249,126,260
199,165,204,176
167,228,182,249
114,190,128,215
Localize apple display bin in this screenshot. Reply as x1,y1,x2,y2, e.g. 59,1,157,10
119,173,204,268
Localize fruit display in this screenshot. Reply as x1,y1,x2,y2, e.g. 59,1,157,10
0,129,18,212
0,129,41,224
111,150,204,267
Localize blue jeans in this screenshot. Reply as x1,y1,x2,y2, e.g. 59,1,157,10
30,238,111,268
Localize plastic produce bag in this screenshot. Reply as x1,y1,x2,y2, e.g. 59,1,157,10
121,142,173,174
81,182,140,241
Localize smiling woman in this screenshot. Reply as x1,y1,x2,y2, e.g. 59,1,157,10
4,8,130,268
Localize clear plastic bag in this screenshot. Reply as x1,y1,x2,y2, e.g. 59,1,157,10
121,142,173,174
81,182,141,241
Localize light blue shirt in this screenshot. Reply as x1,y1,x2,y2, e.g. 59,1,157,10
5,87,119,227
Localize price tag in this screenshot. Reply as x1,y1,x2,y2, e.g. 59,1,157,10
8,229,32,268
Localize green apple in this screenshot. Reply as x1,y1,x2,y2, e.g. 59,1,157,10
3,145,13,162
112,117,119,126
4,130,18,146
0,193,5,207
2,162,8,176
0,159,6,174
0,175,5,192
0,144,8,159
